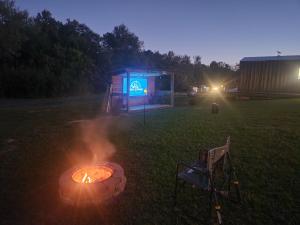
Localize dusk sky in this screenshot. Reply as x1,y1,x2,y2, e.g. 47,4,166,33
15,0,300,65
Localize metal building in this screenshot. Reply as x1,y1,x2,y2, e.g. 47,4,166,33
239,55,300,96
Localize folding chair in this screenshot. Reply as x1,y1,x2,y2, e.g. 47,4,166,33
174,137,241,225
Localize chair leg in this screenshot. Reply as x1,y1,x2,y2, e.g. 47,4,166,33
213,191,223,225
230,169,242,203
227,170,232,194
174,165,179,207
233,181,241,203
209,189,213,209
174,178,177,206
208,189,213,224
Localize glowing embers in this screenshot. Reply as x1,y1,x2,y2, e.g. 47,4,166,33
71,166,113,184
59,162,126,206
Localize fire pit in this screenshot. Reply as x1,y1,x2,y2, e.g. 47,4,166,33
59,162,126,206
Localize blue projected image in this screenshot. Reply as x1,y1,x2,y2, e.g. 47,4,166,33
123,78,148,96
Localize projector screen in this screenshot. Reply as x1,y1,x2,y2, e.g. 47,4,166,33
123,78,148,96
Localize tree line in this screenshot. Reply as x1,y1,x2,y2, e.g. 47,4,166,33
0,0,238,98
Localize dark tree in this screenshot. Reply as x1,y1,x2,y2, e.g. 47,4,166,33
102,24,143,69
0,1,237,97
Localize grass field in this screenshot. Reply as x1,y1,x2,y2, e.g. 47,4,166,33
0,95,299,225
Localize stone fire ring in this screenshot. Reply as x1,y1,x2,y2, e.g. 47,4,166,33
59,162,126,206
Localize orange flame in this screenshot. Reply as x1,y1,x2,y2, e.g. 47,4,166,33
72,166,113,184
81,173,92,183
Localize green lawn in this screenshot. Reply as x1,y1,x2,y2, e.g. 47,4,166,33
0,96,299,225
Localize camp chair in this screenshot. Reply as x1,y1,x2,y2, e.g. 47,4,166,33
174,137,241,225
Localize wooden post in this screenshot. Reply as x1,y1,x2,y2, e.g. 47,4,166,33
127,71,130,112
171,72,175,107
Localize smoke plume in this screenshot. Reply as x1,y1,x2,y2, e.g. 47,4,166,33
80,117,116,163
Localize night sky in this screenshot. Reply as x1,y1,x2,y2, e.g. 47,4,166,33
15,0,300,65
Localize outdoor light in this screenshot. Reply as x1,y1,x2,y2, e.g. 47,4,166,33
298,68,300,80
212,86,219,91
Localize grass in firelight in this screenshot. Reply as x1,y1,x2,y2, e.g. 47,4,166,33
0,95,299,225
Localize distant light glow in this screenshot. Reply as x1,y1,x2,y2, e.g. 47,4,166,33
192,86,198,92
298,68,300,80
212,86,219,91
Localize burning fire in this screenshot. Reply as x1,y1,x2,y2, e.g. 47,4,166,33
60,162,126,205
81,173,91,183
72,166,113,184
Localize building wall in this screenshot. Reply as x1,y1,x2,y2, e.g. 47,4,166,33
239,60,300,94
112,75,122,94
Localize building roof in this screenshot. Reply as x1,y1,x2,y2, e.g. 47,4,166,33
111,68,169,77
241,55,300,62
